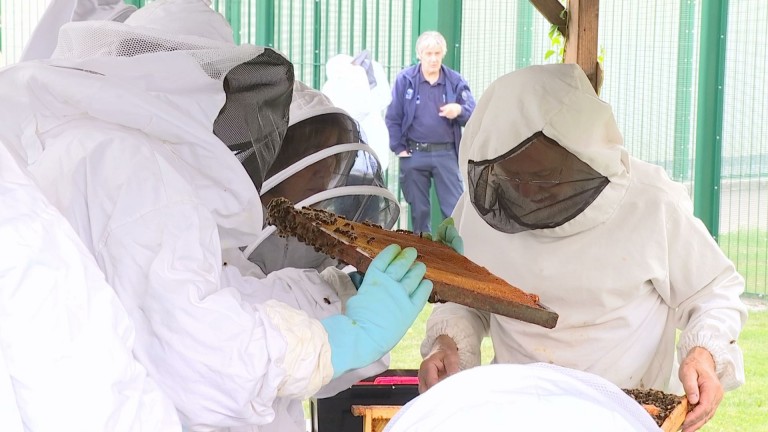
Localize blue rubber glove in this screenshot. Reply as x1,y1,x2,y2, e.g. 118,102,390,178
348,271,365,290
434,217,464,255
321,244,433,378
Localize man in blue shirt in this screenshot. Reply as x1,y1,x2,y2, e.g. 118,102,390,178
386,31,476,234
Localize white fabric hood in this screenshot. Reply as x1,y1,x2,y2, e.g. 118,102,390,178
290,80,349,126
7,8,270,249
460,63,631,236
20,0,137,62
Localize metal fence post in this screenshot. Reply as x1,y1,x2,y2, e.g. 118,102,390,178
694,0,729,238
673,0,696,183
515,0,534,69
255,0,275,47
412,0,463,232
123,0,145,7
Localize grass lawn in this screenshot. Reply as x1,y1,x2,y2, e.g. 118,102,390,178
389,301,768,430
702,305,767,431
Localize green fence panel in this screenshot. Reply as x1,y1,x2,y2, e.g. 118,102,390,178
106,0,766,296
717,0,768,297
212,0,768,295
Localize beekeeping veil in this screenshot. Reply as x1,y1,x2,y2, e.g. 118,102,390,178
48,0,292,248
242,81,399,260
461,64,629,235
126,0,293,192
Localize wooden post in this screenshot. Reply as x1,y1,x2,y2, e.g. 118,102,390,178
563,0,600,93
528,0,567,35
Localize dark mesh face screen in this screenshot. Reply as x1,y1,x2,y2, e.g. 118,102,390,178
468,132,609,233
214,49,294,191
265,113,361,178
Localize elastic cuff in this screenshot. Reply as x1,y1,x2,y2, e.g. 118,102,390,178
319,267,357,312
264,300,333,398
421,323,480,370
677,333,744,391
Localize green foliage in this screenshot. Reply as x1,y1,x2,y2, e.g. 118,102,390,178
544,2,567,62
544,3,607,66
545,24,566,63
701,309,768,431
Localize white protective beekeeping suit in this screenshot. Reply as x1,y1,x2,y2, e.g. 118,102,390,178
423,64,746,393
20,0,137,61
0,144,180,431
322,51,392,170
240,80,399,275
384,363,660,432
0,1,346,430
221,81,400,431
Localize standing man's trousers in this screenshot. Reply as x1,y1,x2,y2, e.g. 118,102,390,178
398,149,463,234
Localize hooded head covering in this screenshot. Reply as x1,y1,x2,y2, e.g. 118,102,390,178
260,80,398,228
242,81,399,272
461,64,629,236
20,0,138,62
322,52,392,170
47,0,292,249
125,0,294,193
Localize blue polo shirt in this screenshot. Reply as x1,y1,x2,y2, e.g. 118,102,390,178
407,70,454,144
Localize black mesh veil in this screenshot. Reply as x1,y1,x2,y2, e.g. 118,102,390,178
214,49,294,191
260,112,399,228
265,112,359,180
308,149,400,229
468,132,609,234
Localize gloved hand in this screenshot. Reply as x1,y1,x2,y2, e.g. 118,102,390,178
434,217,464,255
348,271,365,290
321,244,433,378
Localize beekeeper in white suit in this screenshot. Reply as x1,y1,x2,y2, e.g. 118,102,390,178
219,80,401,431
0,1,432,430
0,144,180,431
419,64,747,432
238,80,400,275
322,51,392,170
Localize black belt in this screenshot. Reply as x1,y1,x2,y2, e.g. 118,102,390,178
406,139,453,152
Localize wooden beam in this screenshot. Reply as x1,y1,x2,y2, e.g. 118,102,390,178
564,0,600,93
528,0,567,35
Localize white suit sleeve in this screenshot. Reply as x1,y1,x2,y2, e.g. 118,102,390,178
659,200,747,391
102,203,334,429
421,302,491,370
315,267,389,397
225,264,388,398
0,146,179,431
421,195,492,370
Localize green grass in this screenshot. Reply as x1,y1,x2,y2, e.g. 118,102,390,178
389,303,768,430
390,303,495,368
720,229,768,296
701,307,768,431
